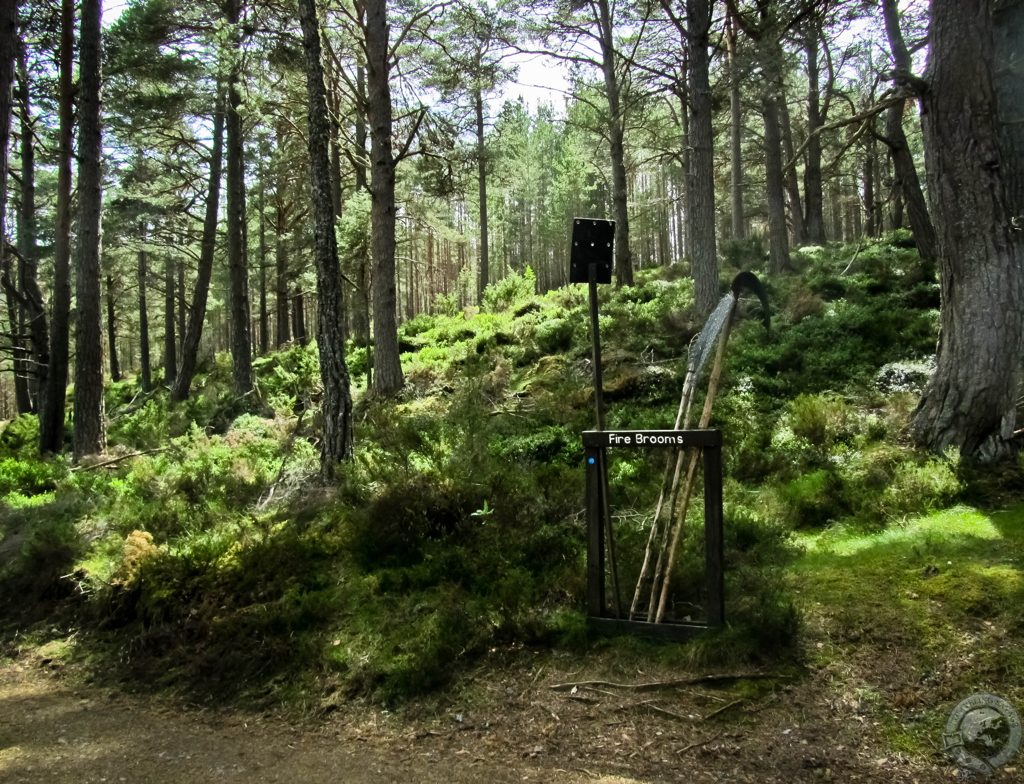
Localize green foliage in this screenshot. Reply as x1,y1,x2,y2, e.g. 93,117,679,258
0,415,40,456
0,456,67,498
108,398,174,449
253,342,321,412
482,266,536,312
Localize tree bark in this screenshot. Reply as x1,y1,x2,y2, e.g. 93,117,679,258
172,89,225,401
297,0,354,478
994,0,1023,219
475,88,490,303
257,165,269,355
726,11,745,240
686,0,719,316
16,44,48,410
365,0,404,394
596,0,633,286
802,27,826,243
911,0,1023,459
778,95,806,245
106,275,121,382
72,0,106,459
41,0,75,452
292,289,307,345
138,238,152,392
762,89,791,273
163,255,177,383
0,0,27,414
225,0,252,397
880,0,937,266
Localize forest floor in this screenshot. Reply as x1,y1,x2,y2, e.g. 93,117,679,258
1,632,1016,784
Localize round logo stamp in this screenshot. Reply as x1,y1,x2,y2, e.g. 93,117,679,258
943,693,1022,775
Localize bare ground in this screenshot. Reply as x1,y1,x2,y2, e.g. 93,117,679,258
3,639,1018,784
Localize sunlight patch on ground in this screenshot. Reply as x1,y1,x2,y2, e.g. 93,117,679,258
797,505,1003,557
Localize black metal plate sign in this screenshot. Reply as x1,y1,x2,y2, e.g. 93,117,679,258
570,218,614,284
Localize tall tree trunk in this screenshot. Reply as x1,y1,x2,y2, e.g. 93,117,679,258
726,11,745,240
475,88,490,303
911,0,1023,459
106,275,121,382
778,96,806,245
274,228,290,347
292,289,307,345
880,0,937,266
257,168,269,355
39,0,74,454
803,27,826,243
225,0,252,397
17,45,48,410
297,0,354,478
365,0,404,394
138,237,152,392
163,255,177,383
73,0,105,459
0,0,27,414
994,0,1023,217
762,91,791,273
686,0,719,316
596,0,633,286
172,89,225,401
273,122,292,349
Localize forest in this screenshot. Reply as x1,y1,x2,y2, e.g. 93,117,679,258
0,0,1022,781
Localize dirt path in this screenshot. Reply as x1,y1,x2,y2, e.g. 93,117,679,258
0,661,646,784
0,653,1011,784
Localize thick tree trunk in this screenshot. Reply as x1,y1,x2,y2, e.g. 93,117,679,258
106,275,120,382
911,0,1023,459
297,0,354,478
73,0,106,459
225,0,252,397
138,239,152,392
597,0,633,286
172,90,225,401
39,0,74,454
365,0,404,394
687,0,719,316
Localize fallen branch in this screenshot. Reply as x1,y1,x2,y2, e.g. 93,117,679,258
624,699,690,721
71,447,169,471
702,698,745,721
549,673,784,692
677,731,725,755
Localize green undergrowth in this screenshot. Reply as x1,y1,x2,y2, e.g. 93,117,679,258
3,238,1020,710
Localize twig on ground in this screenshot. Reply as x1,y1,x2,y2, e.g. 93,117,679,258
549,673,782,692
702,698,745,721
677,731,725,755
